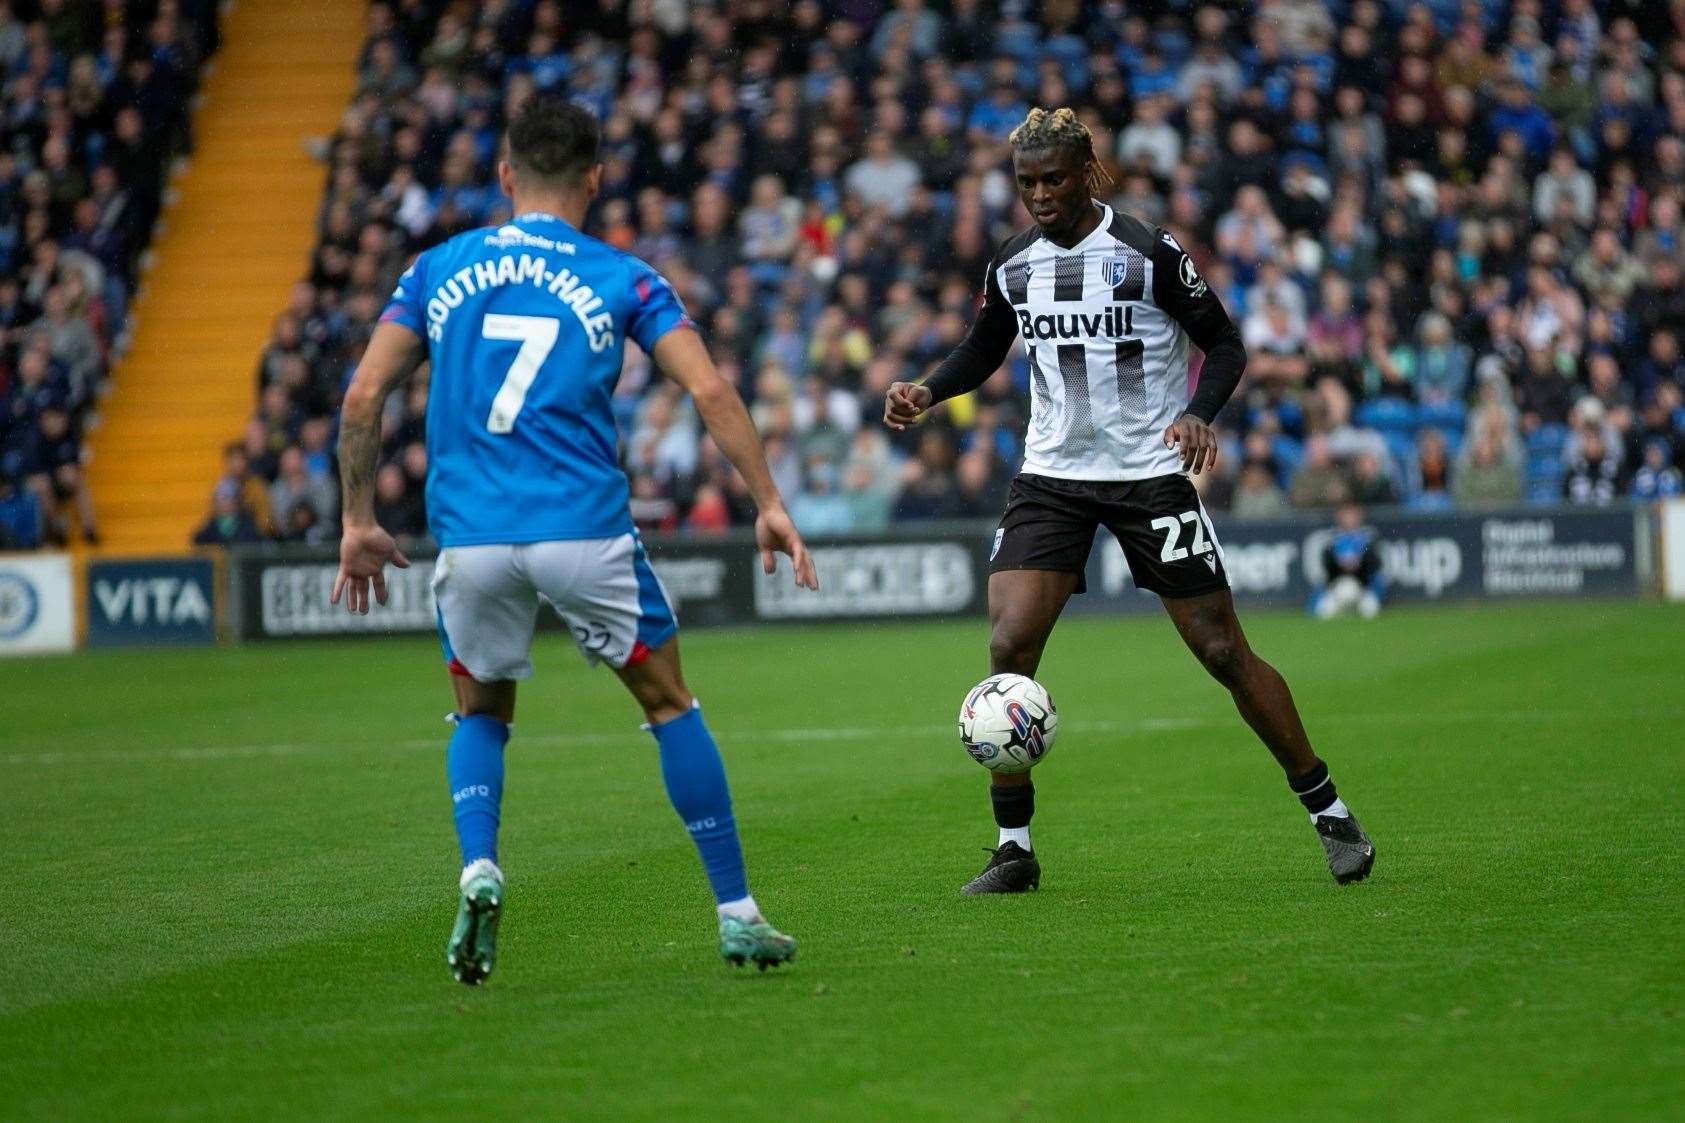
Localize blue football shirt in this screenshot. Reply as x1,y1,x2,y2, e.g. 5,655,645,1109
380,212,689,546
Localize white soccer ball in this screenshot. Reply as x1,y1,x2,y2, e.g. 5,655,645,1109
957,673,1058,774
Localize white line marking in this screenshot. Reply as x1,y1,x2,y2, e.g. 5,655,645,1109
4,709,1660,768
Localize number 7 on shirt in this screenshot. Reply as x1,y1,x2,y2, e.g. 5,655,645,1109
482,313,560,434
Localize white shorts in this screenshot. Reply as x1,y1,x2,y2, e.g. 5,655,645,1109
432,535,678,681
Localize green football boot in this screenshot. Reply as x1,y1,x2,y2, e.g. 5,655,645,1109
719,915,797,971
447,860,503,986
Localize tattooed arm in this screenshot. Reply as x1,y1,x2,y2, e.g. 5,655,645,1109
331,321,425,614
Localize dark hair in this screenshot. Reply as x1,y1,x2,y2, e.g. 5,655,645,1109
505,94,600,186
1008,106,1113,195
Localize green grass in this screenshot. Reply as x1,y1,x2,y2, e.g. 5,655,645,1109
3,601,1682,1121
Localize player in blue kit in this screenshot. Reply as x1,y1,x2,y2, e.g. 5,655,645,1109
330,95,819,984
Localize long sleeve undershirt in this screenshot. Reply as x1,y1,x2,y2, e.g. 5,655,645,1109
921,229,1247,424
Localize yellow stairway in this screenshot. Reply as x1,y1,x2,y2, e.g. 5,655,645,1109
87,0,363,553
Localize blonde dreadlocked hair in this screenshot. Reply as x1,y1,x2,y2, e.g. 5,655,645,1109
1007,107,1115,195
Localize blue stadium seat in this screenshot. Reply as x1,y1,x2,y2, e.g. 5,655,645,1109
1042,34,1089,86
996,23,1042,63
1355,396,1418,434
1275,396,1306,437
1383,432,1419,478
1271,435,1304,484
1418,399,1467,431
0,489,42,549
1525,453,1565,504
1407,490,1454,512
1526,424,1570,458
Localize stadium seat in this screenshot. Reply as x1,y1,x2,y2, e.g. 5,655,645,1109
1355,397,1418,434
1526,424,1571,458
1525,453,1566,504
1407,491,1454,511
1418,399,1468,431
1041,34,1089,86
995,24,1043,63
1383,432,1419,478
1275,397,1306,437
1270,435,1305,483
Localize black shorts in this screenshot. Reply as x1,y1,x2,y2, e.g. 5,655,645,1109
988,472,1229,599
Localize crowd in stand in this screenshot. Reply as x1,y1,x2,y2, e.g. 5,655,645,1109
0,0,217,548
203,0,1685,548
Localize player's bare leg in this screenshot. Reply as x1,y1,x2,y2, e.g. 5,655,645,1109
962,570,1080,894
615,640,796,969
1160,590,1315,774
1161,589,1375,883
444,673,515,985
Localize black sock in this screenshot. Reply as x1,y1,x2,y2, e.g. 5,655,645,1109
1288,761,1338,815
991,783,1035,829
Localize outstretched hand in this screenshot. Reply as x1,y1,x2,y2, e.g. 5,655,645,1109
883,381,934,431
331,523,411,614
755,505,819,590
1163,414,1219,475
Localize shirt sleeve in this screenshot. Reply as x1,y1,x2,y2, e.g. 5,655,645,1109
625,258,693,353
920,260,1017,404
379,252,428,337
1151,229,1246,423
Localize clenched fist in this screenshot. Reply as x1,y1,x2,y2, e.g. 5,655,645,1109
883,382,934,431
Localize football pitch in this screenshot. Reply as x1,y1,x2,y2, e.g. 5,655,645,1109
4,600,1681,1121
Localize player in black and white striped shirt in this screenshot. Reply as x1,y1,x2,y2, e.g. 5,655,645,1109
884,108,1375,893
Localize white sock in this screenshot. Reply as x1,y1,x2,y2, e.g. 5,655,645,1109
717,894,760,922
998,826,1032,851
1312,797,1351,822
459,858,503,889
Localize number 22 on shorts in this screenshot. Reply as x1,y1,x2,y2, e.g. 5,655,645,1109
1150,510,1213,563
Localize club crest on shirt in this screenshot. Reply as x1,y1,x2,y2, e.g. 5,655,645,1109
1179,253,1208,298
1102,256,1130,287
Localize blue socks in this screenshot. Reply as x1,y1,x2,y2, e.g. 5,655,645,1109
447,714,509,866
445,706,748,909
648,704,750,905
